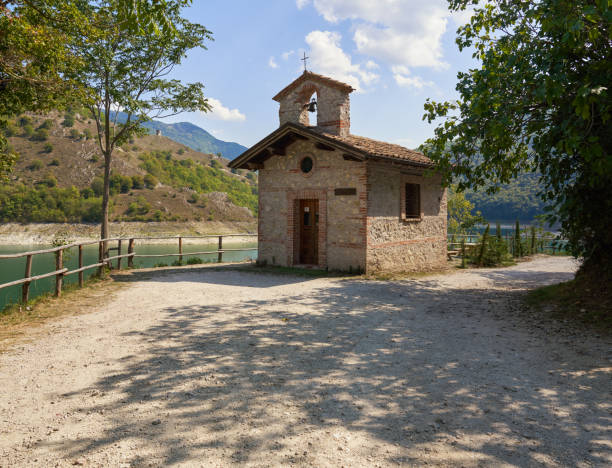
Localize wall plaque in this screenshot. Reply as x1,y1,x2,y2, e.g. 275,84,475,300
334,188,357,196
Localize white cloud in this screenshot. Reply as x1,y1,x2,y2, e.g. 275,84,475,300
365,60,379,70
268,56,279,69
204,98,246,122
281,50,295,60
296,0,310,9
305,30,379,92
303,0,451,70
392,65,433,89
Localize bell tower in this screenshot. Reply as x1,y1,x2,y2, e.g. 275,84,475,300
272,71,355,137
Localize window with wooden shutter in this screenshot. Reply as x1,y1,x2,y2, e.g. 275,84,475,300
404,183,420,219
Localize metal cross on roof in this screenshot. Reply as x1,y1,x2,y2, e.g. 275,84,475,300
301,52,309,71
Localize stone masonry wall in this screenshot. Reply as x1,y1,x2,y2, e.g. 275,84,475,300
277,79,351,136
366,161,447,273
258,139,367,271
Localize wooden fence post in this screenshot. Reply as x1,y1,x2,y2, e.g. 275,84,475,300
179,236,183,264
128,238,135,268
98,241,104,278
218,236,223,263
55,248,63,297
78,244,84,288
117,239,122,270
22,254,33,303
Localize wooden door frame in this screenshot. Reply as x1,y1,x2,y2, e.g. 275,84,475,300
286,189,327,267
298,199,319,265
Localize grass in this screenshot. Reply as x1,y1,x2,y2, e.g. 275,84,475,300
0,275,121,352
526,274,612,333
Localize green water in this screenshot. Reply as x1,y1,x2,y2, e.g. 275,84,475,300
0,241,257,310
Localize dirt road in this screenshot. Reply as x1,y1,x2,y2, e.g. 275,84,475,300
1,257,610,467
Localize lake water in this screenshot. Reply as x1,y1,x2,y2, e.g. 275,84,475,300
0,241,257,311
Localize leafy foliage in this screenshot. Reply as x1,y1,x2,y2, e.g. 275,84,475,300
0,183,103,222
423,0,611,276
447,187,484,236
139,150,258,213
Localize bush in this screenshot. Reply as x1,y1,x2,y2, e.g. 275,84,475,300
91,177,104,196
126,196,150,216
469,225,512,267
31,128,48,141
22,124,34,137
210,159,221,169
144,173,158,188
4,122,18,137
49,158,60,166
62,114,75,127
28,160,43,171
188,192,199,204
18,116,32,127
153,262,168,268
152,209,163,221
69,128,81,139
131,175,144,189
80,187,94,199
41,174,57,187
177,148,185,155
43,143,54,153
186,257,203,265
83,128,93,140
38,119,53,130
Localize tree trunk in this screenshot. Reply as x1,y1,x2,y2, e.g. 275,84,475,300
100,150,111,241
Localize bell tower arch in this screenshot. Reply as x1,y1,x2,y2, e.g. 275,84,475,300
272,71,355,136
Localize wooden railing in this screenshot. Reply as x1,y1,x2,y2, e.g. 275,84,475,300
0,234,257,303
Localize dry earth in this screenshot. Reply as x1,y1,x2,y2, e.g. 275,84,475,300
0,257,610,467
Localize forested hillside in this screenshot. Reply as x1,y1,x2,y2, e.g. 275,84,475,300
1,110,257,224
463,172,547,222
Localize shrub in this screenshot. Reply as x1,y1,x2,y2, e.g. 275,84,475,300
210,159,221,169
186,257,203,265
177,148,185,155
42,174,57,187
144,174,158,188
80,187,94,199
31,128,48,141
245,171,256,181
152,209,163,221
38,119,53,130
62,114,75,127
83,128,93,139
131,174,144,189
43,143,54,153
22,124,34,137
91,177,104,196
90,155,99,163
49,158,60,166
153,262,168,268
188,192,199,204
126,196,150,216
28,159,43,171
18,116,32,127
4,122,18,137
69,128,81,139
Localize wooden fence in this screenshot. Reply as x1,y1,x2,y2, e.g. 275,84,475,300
0,234,257,303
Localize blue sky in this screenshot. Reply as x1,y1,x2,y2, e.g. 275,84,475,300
163,0,477,149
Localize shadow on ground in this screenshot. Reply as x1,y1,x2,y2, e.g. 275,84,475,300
56,265,610,466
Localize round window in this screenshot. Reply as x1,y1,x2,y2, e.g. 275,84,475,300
300,156,313,174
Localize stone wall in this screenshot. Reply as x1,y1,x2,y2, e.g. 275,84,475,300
258,138,367,270
277,79,351,136
366,162,447,272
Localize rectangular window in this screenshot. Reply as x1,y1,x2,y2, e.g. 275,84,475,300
405,183,421,219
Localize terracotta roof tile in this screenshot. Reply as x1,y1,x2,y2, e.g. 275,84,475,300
272,71,355,102
318,131,433,166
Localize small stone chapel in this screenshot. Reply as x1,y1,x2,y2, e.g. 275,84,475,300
229,71,447,273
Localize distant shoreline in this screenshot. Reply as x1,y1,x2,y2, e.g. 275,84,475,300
0,221,257,246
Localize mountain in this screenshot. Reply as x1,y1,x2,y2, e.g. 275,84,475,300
113,112,247,159
1,111,257,225
463,172,548,223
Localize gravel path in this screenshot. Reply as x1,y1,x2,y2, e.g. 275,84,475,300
1,256,610,467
